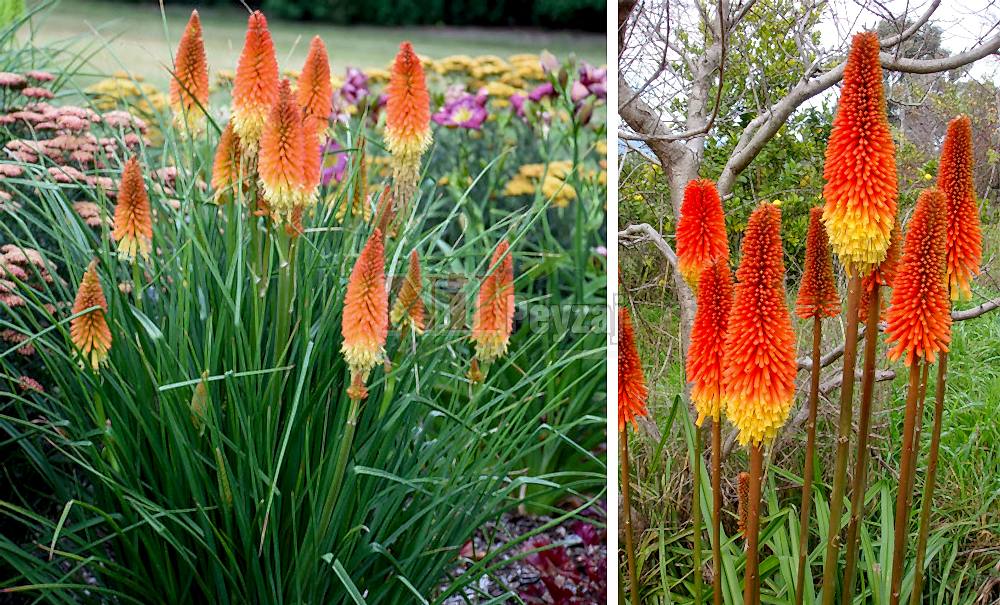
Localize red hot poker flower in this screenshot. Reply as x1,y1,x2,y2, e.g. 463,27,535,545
937,115,982,301
112,157,152,262
722,203,797,447
232,11,279,152
211,122,243,204
391,250,426,334
70,260,112,370
675,179,729,289
471,240,515,364
341,229,388,400
169,10,209,133
618,304,649,432
258,79,307,223
795,207,840,319
885,189,951,366
686,259,733,426
297,36,332,200
822,32,898,274
385,41,431,215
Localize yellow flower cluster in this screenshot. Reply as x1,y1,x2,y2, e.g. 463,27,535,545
503,160,607,208
85,73,168,142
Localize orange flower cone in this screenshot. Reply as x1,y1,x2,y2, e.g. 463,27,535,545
211,122,243,204
385,41,431,216
618,304,649,431
686,259,733,426
112,157,152,262
722,203,797,447
232,11,279,152
471,240,515,364
341,229,388,400
297,36,332,201
258,79,308,223
822,32,897,274
796,207,840,319
676,179,729,289
885,188,951,366
70,260,112,370
169,10,209,133
937,115,982,301
391,250,426,334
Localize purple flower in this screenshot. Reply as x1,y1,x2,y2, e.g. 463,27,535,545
320,139,347,186
578,62,607,100
510,93,528,119
570,81,590,104
539,50,560,75
528,82,556,102
340,67,369,105
432,90,488,130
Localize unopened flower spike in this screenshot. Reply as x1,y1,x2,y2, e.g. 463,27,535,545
112,157,153,262
676,179,728,290
471,240,515,365
391,249,426,334
795,207,840,320
341,229,388,401
211,122,244,204
70,259,112,370
169,10,209,134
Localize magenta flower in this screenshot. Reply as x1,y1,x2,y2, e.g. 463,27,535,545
432,90,488,130
340,67,368,105
528,82,556,102
578,62,607,99
510,93,528,119
320,139,347,185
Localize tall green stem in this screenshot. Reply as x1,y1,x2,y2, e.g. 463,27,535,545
820,274,862,605
743,444,764,605
910,353,947,605
692,423,703,603
842,284,881,600
889,361,924,605
796,315,823,605
621,429,640,605
711,418,722,605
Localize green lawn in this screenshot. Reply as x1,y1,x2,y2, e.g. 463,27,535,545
20,0,605,88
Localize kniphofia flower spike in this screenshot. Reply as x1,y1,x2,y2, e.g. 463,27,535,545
618,303,649,431
885,189,951,366
258,79,308,223
112,157,153,262
822,32,897,274
70,260,112,370
676,179,729,290
471,240,515,364
686,259,733,426
722,203,797,447
384,42,431,216
391,250,426,334
795,207,840,320
211,122,243,204
232,11,279,152
297,36,332,200
169,10,209,133
937,115,982,301
341,229,388,401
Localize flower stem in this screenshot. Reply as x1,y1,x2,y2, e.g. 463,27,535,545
621,428,640,605
842,283,881,600
909,353,947,605
820,273,862,605
889,361,924,605
692,422,703,603
795,315,823,605
711,417,723,605
743,444,764,605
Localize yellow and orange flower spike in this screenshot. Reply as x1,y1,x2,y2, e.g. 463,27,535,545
471,240,515,364
112,157,153,262
722,203,797,447
232,11,279,152
211,122,243,204
822,32,897,274
796,207,840,319
169,10,209,133
70,260,112,370
391,250,426,334
937,114,982,301
384,41,431,215
296,36,332,135
618,303,649,432
258,79,308,223
373,184,395,236
885,188,951,366
686,259,733,426
341,228,388,401
676,179,729,289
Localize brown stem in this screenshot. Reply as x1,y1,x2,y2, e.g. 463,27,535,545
820,274,863,605
743,444,764,605
795,316,822,605
841,284,881,600
621,429,640,605
712,418,723,605
889,362,924,605
906,362,930,506
910,353,947,605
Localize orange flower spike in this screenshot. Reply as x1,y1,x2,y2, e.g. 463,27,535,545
169,10,209,133
676,179,729,289
885,189,952,366
686,260,733,426
385,41,432,210
232,11,279,152
258,79,308,223
937,115,982,301
70,260,112,370
471,240,515,364
296,36,333,135
618,304,649,432
822,32,898,274
796,207,840,319
211,122,243,204
391,250,426,334
722,203,797,447
112,157,153,262
341,229,388,397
